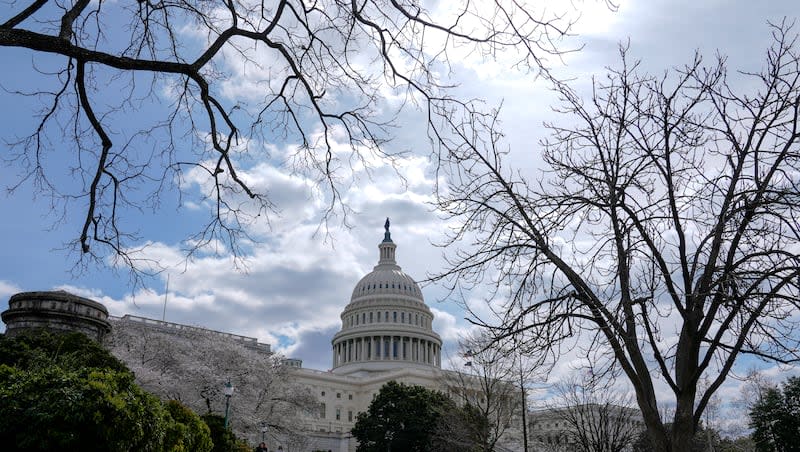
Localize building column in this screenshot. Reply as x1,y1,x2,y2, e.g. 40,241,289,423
425,341,430,364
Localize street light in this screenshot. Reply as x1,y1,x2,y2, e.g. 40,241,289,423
223,380,235,429
261,421,268,442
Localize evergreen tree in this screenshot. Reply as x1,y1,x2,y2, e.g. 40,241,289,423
750,377,800,452
351,381,456,452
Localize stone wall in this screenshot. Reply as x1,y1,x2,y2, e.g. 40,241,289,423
1,290,111,341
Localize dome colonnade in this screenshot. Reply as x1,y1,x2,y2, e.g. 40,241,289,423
331,219,442,374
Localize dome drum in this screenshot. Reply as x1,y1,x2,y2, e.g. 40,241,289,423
332,334,442,370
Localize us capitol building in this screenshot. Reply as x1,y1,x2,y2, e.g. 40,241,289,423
3,220,528,452
2,220,644,452
292,219,447,450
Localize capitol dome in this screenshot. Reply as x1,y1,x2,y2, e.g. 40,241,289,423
331,219,442,375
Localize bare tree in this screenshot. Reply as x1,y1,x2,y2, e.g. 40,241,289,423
433,20,800,452
0,0,574,282
104,316,317,444
438,333,533,452
536,374,642,452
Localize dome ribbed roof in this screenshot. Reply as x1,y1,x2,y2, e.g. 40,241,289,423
350,268,423,301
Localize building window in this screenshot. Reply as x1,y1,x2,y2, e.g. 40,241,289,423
401,312,405,323
348,410,353,422
370,312,373,322
377,311,381,322
393,311,397,322
320,403,326,419
362,313,365,323
336,408,341,420
321,391,326,396
385,311,388,321
348,394,353,400
337,393,341,399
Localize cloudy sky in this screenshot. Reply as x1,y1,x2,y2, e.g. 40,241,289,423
1,0,798,435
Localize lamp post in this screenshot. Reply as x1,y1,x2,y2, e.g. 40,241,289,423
223,380,235,429
261,421,268,442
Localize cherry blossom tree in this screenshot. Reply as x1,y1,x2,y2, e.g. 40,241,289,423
105,316,317,444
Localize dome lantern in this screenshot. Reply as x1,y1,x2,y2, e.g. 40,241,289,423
378,217,397,267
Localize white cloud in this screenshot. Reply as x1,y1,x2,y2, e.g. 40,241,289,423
0,280,22,300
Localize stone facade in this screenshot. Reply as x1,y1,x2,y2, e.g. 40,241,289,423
110,314,274,355
1,290,111,341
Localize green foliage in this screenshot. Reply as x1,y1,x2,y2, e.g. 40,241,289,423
164,400,214,452
750,376,800,452
0,358,167,450
202,413,241,452
0,330,127,372
351,380,457,452
0,330,213,451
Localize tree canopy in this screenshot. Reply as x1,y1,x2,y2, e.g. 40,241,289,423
0,330,211,451
351,380,457,452
749,376,800,452
105,316,317,443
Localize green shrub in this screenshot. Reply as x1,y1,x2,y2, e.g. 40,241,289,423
0,330,169,451
163,400,214,452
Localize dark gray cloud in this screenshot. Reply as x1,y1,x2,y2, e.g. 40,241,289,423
288,325,340,370
355,197,435,229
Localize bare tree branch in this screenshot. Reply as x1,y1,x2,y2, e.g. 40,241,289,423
432,20,800,452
